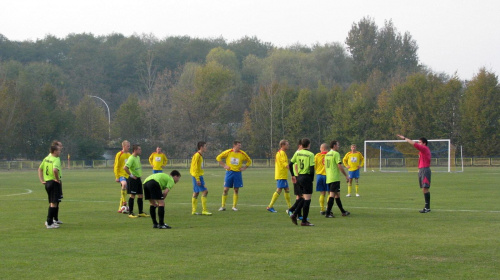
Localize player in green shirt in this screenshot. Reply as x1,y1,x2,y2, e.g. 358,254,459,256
124,144,149,218
38,143,63,229
324,140,350,218
143,170,181,229
289,138,315,226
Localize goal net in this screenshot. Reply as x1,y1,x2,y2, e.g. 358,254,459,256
364,139,463,172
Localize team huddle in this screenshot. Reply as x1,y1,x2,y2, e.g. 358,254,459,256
38,135,431,229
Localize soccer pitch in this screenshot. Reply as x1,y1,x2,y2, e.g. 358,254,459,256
1,167,499,279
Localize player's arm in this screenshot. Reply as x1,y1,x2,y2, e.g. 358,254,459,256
53,168,60,183
124,165,136,179
38,167,45,184
241,152,252,171
113,153,120,181
397,134,416,145
342,153,350,169
337,162,348,182
216,150,230,170
162,187,170,198
359,153,365,168
163,154,168,167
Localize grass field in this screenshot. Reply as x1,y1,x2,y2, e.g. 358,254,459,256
1,167,499,279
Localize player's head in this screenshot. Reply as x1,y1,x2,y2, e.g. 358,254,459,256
301,138,311,149
320,143,328,152
50,143,60,155
52,140,63,149
170,170,181,183
297,139,303,149
419,137,428,146
330,140,339,150
351,144,356,151
122,140,130,151
233,141,241,151
132,144,141,155
156,146,162,153
279,139,289,150
197,141,207,151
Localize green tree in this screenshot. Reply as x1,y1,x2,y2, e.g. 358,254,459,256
460,69,500,156
112,94,147,143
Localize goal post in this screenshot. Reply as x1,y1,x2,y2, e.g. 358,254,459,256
363,139,463,173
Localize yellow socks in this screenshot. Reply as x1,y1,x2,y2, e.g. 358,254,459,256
347,184,352,195
119,189,127,210
201,196,207,212
319,194,325,211
192,197,198,213
284,192,291,208
269,192,280,208
233,194,239,208
222,194,228,208
356,184,359,194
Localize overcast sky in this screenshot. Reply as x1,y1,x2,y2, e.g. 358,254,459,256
1,0,499,80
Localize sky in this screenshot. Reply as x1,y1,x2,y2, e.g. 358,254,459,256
1,0,499,80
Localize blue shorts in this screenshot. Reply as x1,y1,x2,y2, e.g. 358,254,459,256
276,179,289,189
192,176,207,193
316,175,328,192
119,176,128,182
224,171,243,188
153,170,163,174
348,169,360,179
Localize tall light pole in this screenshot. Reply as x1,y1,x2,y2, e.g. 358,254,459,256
89,95,111,140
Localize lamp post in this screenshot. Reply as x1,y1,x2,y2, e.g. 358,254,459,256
89,95,111,140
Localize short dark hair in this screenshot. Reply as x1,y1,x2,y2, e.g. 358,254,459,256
330,140,338,149
419,137,428,146
132,144,141,152
233,140,241,146
170,170,181,177
197,141,206,150
301,138,311,148
50,144,59,154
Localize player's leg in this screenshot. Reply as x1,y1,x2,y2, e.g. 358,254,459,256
419,168,431,213
346,173,353,197
232,172,243,210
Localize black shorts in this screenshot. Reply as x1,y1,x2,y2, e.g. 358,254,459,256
418,167,431,188
143,180,164,200
297,175,313,195
45,180,62,203
293,182,302,196
127,177,143,194
328,181,341,193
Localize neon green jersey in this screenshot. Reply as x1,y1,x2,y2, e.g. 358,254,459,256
290,149,315,175
143,173,175,191
325,150,342,183
39,154,61,181
125,155,142,178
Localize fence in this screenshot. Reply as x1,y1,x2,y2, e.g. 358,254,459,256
1,157,500,171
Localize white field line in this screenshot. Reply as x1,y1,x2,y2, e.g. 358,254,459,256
0,188,33,197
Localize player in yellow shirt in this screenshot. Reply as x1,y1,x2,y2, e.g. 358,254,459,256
149,146,168,173
190,141,212,216
266,140,292,213
216,140,252,211
314,143,328,215
342,144,365,197
114,140,131,213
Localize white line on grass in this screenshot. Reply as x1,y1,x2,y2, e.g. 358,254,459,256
0,188,33,197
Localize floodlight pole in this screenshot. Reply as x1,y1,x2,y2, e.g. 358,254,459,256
89,95,111,140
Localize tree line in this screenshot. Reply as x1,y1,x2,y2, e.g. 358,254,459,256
0,17,498,160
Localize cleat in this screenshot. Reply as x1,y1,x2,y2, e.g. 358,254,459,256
325,213,335,218
266,207,278,213
128,213,138,218
301,221,315,226
202,211,212,216
320,211,326,215
419,208,431,213
356,194,360,197
346,194,351,197
192,212,201,215
231,207,238,211
218,207,226,211
290,214,298,225
286,209,293,217
53,219,63,225
138,213,150,217
152,224,159,229
45,221,59,229
342,211,351,217
158,224,172,229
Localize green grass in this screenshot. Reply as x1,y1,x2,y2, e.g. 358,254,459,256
1,167,499,279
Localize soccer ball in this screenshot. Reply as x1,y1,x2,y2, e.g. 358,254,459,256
120,205,129,214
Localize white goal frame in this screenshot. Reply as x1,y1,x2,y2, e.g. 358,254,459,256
363,139,463,173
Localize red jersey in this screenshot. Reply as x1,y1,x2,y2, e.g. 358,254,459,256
414,143,431,168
